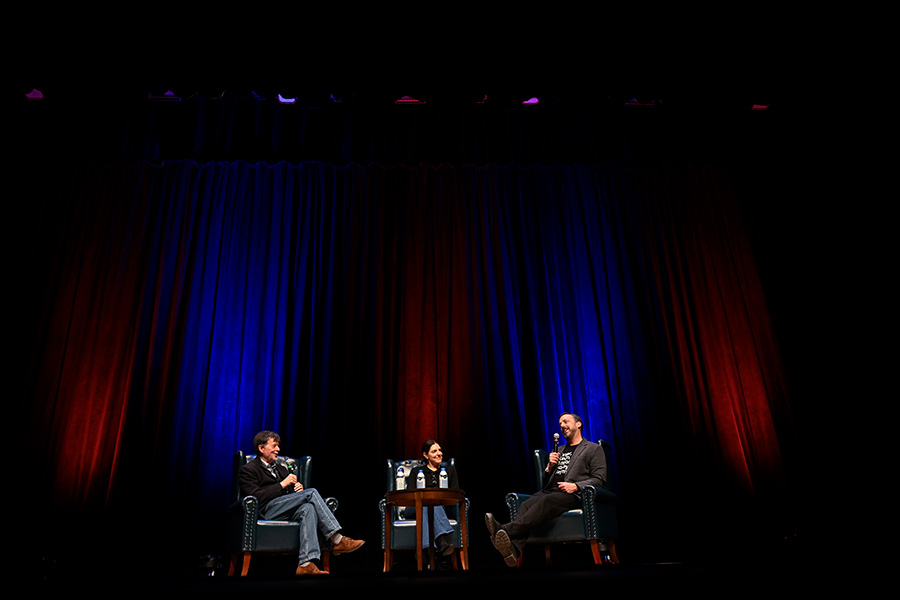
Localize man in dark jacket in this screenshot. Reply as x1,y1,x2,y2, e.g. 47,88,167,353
239,430,364,575
485,413,607,566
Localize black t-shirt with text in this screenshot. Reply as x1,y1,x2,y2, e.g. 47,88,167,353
549,445,575,486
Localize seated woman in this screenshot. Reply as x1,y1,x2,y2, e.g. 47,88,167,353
403,439,459,561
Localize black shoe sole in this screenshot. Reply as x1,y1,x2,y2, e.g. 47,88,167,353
492,530,518,567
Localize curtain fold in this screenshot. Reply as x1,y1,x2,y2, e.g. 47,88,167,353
27,157,794,559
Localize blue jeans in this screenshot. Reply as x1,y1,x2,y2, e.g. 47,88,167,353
403,505,454,549
260,488,341,564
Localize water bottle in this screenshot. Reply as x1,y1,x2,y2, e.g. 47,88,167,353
396,466,405,490
416,469,425,489
439,467,448,488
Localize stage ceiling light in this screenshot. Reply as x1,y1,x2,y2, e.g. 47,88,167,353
148,91,181,102
395,95,424,105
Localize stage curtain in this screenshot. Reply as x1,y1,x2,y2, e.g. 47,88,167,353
24,154,794,561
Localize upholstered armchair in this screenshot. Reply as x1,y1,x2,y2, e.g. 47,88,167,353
378,458,470,571
505,440,619,566
226,451,339,576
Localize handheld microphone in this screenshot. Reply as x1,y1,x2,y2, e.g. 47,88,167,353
553,433,559,453
277,457,296,475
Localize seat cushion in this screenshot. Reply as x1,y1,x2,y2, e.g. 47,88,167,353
254,521,301,552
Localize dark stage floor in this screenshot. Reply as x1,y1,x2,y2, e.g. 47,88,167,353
36,561,824,596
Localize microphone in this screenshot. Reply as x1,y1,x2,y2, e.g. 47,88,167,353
553,433,559,453
276,457,297,475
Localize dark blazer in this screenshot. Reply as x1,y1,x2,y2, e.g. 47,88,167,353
541,440,607,492
238,456,293,512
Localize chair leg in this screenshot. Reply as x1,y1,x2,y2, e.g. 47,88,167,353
544,544,553,565
228,552,251,577
322,550,331,573
607,540,620,564
590,539,620,564
589,540,604,565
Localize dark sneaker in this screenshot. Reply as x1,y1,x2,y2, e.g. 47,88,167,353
491,529,518,567
484,512,502,538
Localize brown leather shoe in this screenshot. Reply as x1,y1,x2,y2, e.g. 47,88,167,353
296,562,328,575
332,536,365,555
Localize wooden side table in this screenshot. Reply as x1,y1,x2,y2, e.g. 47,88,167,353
383,488,469,572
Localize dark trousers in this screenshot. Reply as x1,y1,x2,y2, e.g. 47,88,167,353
504,488,581,550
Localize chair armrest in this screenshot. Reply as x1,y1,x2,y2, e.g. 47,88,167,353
580,485,617,507
579,485,618,540
226,496,261,552
325,497,339,512
580,485,597,516
378,498,385,549
506,492,531,503
228,496,261,520
505,492,530,520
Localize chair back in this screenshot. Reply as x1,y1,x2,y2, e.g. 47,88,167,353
532,439,611,491
233,450,313,501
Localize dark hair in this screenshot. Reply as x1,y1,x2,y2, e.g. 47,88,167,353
421,439,440,454
559,413,583,431
253,430,280,450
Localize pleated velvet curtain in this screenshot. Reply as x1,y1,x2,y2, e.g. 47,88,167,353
19,95,796,562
